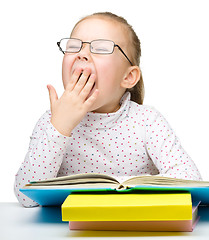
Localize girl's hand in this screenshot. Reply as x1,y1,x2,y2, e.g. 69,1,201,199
47,68,99,137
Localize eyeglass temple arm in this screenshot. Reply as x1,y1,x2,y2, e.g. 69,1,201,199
116,45,133,66
57,42,65,54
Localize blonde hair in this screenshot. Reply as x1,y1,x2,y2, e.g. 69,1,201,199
71,12,145,104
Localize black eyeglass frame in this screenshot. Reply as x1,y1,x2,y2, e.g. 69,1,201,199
57,38,133,66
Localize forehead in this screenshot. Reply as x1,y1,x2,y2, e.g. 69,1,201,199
71,17,128,46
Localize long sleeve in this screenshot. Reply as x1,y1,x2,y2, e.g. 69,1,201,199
14,110,71,207
145,107,202,180
14,93,203,207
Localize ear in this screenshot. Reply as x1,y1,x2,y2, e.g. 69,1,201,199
121,66,141,89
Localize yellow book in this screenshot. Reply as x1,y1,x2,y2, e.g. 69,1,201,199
62,193,192,221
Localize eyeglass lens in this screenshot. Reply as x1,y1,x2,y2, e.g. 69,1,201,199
60,39,114,54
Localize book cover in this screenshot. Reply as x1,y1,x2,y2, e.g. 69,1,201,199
20,184,209,206
61,193,192,221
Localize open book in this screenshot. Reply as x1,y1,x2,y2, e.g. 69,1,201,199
24,173,209,189
20,173,209,206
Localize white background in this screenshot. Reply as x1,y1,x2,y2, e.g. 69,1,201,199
0,0,209,202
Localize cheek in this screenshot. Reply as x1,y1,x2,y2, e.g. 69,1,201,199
62,55,74,88
96,57,115,80
96,58,123,89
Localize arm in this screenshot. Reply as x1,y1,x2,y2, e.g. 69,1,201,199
14,68,99,207
145,107,202,180
14,110,71,207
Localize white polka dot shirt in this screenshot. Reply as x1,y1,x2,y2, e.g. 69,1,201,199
14,92,202,207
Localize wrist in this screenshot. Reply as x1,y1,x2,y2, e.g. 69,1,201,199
50,120,72,137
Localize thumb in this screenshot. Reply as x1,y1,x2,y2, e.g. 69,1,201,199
47,84,58,107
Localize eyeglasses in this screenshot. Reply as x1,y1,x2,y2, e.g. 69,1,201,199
57,38,133,66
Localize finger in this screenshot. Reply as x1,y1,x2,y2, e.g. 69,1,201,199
79,73,96,100
84,89,99,108
47,84,58,107
65,68,82,92
73,68,91,94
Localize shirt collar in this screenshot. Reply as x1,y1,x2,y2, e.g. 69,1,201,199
80,92,131,129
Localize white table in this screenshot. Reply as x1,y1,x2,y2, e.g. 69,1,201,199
0,203,209,240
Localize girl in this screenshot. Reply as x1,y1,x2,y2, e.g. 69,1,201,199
14,12,202,207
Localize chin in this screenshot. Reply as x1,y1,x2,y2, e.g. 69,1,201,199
89,106,100,113
88,103,105,113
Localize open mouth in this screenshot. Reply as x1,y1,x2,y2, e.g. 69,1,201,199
77,71,96,91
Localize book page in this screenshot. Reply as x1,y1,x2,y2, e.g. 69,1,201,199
27,173,120,186
121,175,209,187
27,178,118,186
23,182,118,189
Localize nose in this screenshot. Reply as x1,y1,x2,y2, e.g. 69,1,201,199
76,42,91,62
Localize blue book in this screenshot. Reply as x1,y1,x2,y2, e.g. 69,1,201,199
20,173,209,206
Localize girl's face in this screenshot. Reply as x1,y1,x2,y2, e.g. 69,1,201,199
62,17,131,113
